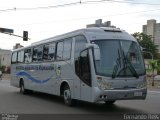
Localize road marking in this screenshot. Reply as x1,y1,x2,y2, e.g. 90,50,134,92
148,90,160,94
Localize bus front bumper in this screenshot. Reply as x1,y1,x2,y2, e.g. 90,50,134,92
93,87,147,102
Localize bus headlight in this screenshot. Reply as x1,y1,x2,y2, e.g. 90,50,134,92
98,82,112,90
136,82,147,89
97,77,112,90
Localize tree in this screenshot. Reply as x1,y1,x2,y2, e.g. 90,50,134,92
148,60,157,86
132,32,159,59
156,60,160,75
147,59,160,86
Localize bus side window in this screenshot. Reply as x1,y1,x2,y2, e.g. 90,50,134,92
24,48,32,63
18,50,24,63
43,45,49,60
63,39,72,60
56,42,64,60
33,46,43,62
11,52,17,64
43,43,55,61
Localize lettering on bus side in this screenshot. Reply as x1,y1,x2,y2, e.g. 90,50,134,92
16,65,55,71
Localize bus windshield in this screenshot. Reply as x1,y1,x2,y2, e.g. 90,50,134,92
92,40,145,78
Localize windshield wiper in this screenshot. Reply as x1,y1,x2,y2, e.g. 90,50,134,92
112,49,139,79
122,50,139,78
112,49,122,78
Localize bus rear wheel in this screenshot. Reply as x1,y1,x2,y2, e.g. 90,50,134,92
63,85,75,106
20,80,27,94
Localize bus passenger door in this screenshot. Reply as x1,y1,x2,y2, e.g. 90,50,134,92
79,49,92,101
74,35,92,101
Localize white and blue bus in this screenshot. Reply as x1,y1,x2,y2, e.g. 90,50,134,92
11,27,147,106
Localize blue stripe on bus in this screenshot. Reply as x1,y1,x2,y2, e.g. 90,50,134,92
16,71,52,84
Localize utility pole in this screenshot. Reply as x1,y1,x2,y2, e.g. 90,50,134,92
0,27,30,41
0,27,14,34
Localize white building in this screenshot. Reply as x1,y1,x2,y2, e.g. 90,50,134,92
143,19,160,52
13,43,24,50
0,49,12,68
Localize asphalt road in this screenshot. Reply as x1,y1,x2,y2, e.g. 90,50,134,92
0,80,160,120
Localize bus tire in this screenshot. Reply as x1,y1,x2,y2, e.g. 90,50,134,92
20,80,27,94
63,84,75,106
105,100,116,105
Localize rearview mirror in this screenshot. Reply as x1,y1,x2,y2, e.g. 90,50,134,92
86,43,101,61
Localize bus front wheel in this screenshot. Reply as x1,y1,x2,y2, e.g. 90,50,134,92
105,100,116,105
63,85,75,106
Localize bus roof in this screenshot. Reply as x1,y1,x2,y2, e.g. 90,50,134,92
13,27,134,52
32,27,123,45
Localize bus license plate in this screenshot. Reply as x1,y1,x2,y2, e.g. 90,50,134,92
134,92,142,96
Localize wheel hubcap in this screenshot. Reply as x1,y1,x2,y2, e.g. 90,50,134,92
21,84,24,93
64,90,71,103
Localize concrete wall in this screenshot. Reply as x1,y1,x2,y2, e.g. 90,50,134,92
0,49,12,67
143,19,160,53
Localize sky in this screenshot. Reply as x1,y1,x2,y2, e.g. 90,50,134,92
0,0,160,50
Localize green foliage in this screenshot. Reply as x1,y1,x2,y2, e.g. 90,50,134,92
148,60,158,86
0,64,6,73
156,60,160,75
148,60,157,71
147,59,160,75
132,32,159,59
147,60,160,86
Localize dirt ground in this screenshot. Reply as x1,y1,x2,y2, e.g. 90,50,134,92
147,76,160,89
1,74,11,80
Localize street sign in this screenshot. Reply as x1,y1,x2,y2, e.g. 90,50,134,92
0,27,14,33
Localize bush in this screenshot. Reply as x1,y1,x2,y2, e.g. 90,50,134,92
0,65,6,73
5,66,11,74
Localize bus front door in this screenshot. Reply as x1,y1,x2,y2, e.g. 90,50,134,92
79,49,92,101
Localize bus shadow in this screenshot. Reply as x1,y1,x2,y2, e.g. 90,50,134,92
24,91,64,104
76,101,145,114
19,91,146,114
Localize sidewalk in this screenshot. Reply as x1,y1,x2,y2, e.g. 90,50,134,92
147,76,160,89
148,87,160,91
2,73,11,80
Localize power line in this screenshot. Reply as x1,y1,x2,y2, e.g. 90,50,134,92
0,1,81,12
17,1,81,11
102,0,160,5
0,0,160,12
6,8,160,27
